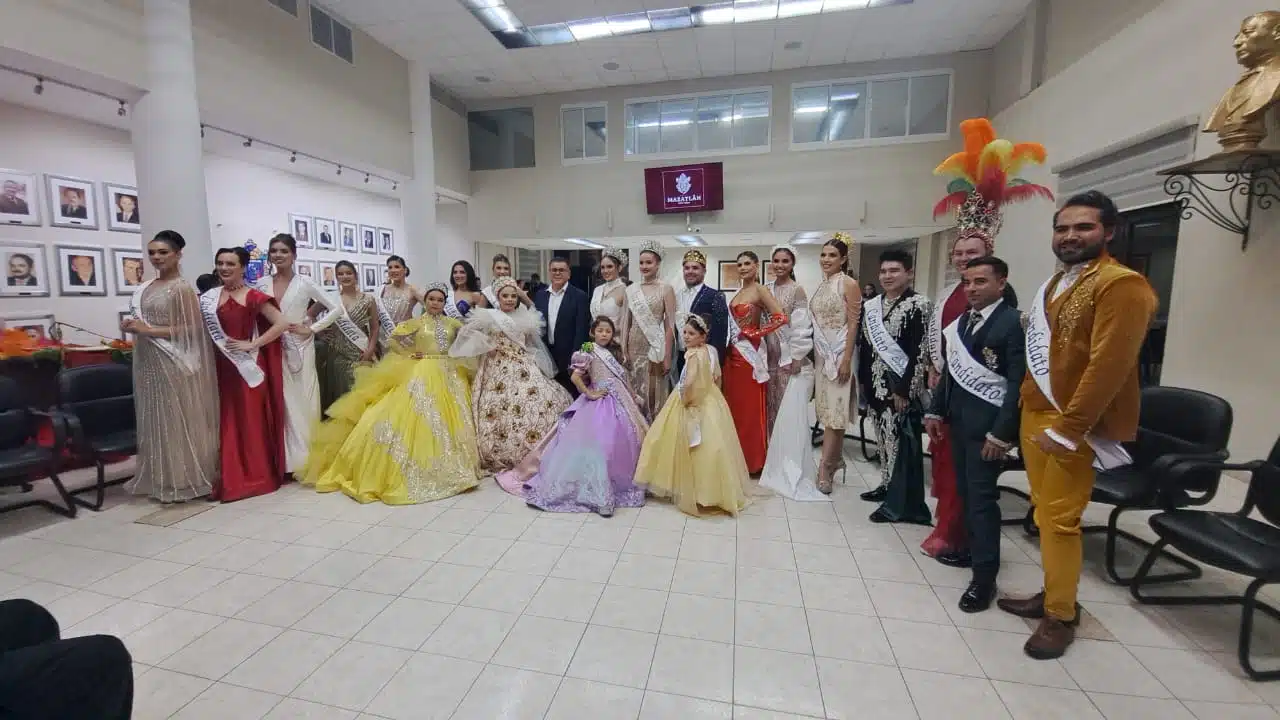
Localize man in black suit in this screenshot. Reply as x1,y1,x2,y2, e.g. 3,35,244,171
535,257,590,396
674,249,728,375
925,256,1025,614
60,189,88,220
115,194,139,224
0,181,29,216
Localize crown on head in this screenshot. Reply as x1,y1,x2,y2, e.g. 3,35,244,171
831,232,854,249
955,192,1002,250
686,314,708,332
424,281,449,297
637,239,665,261
492,276,519,292
683,249,707,267
602,246,627,266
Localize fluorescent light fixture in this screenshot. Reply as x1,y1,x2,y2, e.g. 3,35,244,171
609,12,652,35
830,90,862,101
692,2,736,25
648,7,693,31
794,105,829,114
473,5,519,31
565,238,606,249
822,0,870,10
568,17,613,40
676,235,707,246
734,0,778,22
777,0,823,17
791,231,826,244
530,23,574,45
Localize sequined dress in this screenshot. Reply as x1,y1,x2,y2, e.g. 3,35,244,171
381,284,418,323
315,293,378,410
301,314,480,504
624,282,673,419
811,273,859,431
763,280,808,436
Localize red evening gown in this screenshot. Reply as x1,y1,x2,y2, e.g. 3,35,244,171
212,288,286,503
920,285,970,557
724,303,786,475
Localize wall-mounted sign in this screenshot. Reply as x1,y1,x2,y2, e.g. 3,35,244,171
644,162,725,214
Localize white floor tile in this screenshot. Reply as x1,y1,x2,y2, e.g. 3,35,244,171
1059,639,1172,698
1086,693,1196,720
235,581,337,628
959,626,1078,688
648,635,735,703
354,596,453,651
590,585,669,632
159,618,283,680
992,681,1104,720
882,618,983,677
439,535,515,568
421,605,518,662
551,547,619,583
293,551,380,588
293,588,394,639
344,556,430,596
733,646,824,717
388,529,464,562
451,664,561,720
815,657,916,720
902,668,1011,720
798,572,876,616
736,601,812,654
123,608,226,665
364,652,485,720
672,559,736,599
737,539,797,571
1127,645,1264,704
461,568,545,613
292,641,412,711
491,614,587,674
737,567,803,607
183,573,285,617
132,667,214,720
264,698,359,719
610,553,677,590
662,592,735,643
170,682,281,719
546,677,644,720
88,558,190,598
401,562,486,604
807,609,896,665
133,566,236,608
493,541,567,576
567,624,658,688
524,577,605,622
222,629,345,696
65,598,169,639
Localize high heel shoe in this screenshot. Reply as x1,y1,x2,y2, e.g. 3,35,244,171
816,461,834,495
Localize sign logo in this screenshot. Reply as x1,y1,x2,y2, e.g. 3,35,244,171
675,173,692,195
663,168,704,211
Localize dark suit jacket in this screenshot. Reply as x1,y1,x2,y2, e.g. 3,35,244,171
928,301,1024,445
536,284,590,376
690,285,729,366
0,198,29,215
116,210,139,224
61,204,87,220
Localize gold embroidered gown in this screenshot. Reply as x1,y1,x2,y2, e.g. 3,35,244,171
315,293,378,410
301,314,480,504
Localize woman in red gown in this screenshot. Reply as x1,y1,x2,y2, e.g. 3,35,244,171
723,251,788,475
201,247,291,502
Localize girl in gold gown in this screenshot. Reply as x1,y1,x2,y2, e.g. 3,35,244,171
301,283,480,504
635,315,750,517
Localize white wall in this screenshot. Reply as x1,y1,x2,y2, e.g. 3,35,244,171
1042,0,1165,81
0,102,404,345
994,0,1280,458
466,51,991,243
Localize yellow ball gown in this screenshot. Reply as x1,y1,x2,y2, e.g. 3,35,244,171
635,345,750,517
301,313,480,504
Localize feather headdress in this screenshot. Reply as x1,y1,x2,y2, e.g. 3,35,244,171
933,118,1053,248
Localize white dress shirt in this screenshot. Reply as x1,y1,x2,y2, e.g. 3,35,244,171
676,283,704,350
964,297,1004,336
1051,264,1085,302
546,284,567,344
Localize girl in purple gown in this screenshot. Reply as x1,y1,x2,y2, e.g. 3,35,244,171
497,317,648,516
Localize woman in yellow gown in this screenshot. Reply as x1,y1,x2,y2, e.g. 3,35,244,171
302,282,480,504
635,314,750,517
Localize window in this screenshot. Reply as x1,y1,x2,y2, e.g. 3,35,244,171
268,0,298,15
469,108,536,171
310,4,354,63
561,103,608,164
791,70,952,148
624,87,771,160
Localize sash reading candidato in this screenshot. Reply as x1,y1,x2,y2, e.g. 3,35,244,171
593,345,629,385
942,318,1005,408
444,291,463,320
811,319,845,382
1027,276,1132,470
727,313,769,384
327,302,370,353
131,280,199,375
199,288,265,388
863,295,909,378
372,295,395,346
929,282,961,373
626,284,666,363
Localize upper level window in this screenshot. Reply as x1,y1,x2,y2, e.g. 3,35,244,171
310,4,354,63
469,108,536,171
791,70,952,149
562,104,608,165
624,88,771,161
267,0,298,16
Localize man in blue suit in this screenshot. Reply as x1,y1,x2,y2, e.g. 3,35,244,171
535,257,590,396
673,248,729,376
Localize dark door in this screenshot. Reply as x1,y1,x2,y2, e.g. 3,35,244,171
1112,203,1180,386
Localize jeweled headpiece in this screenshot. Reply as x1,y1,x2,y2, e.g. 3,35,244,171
831,232,854,249
769,243,797,258
492,276,518,292
602,246,627,266
637,239,665,261
686,314,708,333
933,118,1053,254
683,249,707,267
424,281,448,297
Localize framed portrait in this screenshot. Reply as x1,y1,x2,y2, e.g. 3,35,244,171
296,259,317,282
1,312,55,345
314,217,336,250
1,242,49,297
361,263,380,291
377,227,394,255
103,183,141,233
0,169,42,226
110,247,146,295
117,310,132,340
55,244,107,296
717,260,741,292
46,175,98,230
288,213,314,249
358,225,377,255
317,261,338,290
381,265,390,284
338,222,357,253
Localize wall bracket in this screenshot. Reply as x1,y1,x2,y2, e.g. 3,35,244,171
1158,150,1280,251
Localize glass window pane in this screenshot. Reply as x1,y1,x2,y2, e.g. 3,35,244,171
869,78,908,138
660,99,696,153
733,91,770,148
908,74,950,135
311,8,333,50
583,105,607,158
332,21,353,62
791,85,828,144
631,102,660,155
468,108,536,170
827,81,866,142
562,108,584,160
697,95,733,151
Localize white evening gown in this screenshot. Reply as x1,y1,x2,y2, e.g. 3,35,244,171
591,280,625,326
759,299,829,502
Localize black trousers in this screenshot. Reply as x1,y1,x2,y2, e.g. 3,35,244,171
951,435,1004,585
0,599,133,720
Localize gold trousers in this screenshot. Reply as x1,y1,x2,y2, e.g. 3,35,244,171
1021,408,1095,621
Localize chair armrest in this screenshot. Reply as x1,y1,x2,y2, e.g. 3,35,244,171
1150,451,1230,477
45,410,86,453
1152,451,1232,508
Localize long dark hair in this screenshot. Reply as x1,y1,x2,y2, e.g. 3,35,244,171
770,247,796,281
451,260,481,292
590,316,623,363
335,260,357,278
387,254,409,277
822,238,850,274
268,233,297,255
736,250,761,283
152,230,187,251
215,247,251,267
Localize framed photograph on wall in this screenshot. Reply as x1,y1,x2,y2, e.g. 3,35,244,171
361,263,380,291
117,310,132,340
0,169,42,226
377,227,394,255
296,259,317,283
46,175,98,230
317,261,338,290
381,265,390,284
1,242,49,297
110,247,146,295
338,222,357,253
359,225,377,255
2,312,55,345
314,218,336,250
288,213,314,249
103,183,141,233
55,244,107,296
717,260,741,292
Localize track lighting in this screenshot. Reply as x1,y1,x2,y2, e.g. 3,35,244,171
364,173,370,183
336,166,342,176
289,151,297,163
393,183,398,191
117,100,127,117
33,78,43,95
200,125,205,138
243,137,252,148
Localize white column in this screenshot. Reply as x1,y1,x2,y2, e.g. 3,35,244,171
131,0,213,278
403,60,438,278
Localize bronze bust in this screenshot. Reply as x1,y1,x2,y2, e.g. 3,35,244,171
1205,11,1280,153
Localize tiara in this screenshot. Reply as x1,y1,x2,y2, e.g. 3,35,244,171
602,246,628,266
770,243,797,257
686,314,708,332
683,249,707,266
637,239,665,261
424,281,449,296
492,276,518,292
831,232,854,248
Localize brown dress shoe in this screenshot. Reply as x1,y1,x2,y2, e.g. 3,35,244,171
996,592,1083,626
1024,617,1076,660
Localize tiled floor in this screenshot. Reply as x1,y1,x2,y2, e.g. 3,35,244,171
3,454,1280,719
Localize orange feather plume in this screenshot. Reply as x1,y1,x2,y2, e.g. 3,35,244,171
933,118,1052,220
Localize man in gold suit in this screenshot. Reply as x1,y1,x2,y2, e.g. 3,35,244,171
998,190,1157,660
1205,11,1280,152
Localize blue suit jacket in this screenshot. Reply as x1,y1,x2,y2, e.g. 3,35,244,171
535,284,590,377
690,285,729,366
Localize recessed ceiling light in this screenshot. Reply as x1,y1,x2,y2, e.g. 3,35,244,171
602,61,621,71
791,231,826,244
565,238,605,249
676,235,706,246
783,40,803,50
475,75,492,83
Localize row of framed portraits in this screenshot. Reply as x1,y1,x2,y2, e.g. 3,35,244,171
289,213,395,256
297,259,390,292
0,169,139,233
3,241,142,298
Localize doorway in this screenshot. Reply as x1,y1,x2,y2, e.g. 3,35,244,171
549,249,601,294
1111,203,1181,386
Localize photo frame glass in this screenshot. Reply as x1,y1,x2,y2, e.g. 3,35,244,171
55,244,107,296
3,313,55,345
288,213,314,249
338,222,357,252
361,263,379,291
47,175,98,229
104,183,141,233
314,218,336,250
110,247,146,295
296,259,317,282
359,225,377,255
1,243,49,297
117,311,132,340
377,228,394,255
0,170,41,226
717,260,741,292
318,261,338,289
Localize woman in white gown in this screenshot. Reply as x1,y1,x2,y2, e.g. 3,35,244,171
262,234,342,474
591,247,628,327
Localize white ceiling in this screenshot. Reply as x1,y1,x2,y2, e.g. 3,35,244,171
325,0,1030,100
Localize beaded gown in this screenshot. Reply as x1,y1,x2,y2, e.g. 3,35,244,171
763,280,808,436
811,273,860,432
315,292,379,410
624,281,673,419
126,278,219,502
302,314,480,504
381,284,417,323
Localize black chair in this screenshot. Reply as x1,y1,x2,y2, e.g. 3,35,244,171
57,365,136,511
1130,437,1280,681
1084,386,1234,585
995,450,1038,533
0,377,75,517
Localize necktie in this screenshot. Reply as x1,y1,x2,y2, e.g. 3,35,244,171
963,309,981,341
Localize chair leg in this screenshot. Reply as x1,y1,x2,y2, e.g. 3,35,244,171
859,414,876,463
45,468,77,519
997,486,1033,527
70,458,131,512
1097,506,1201,586
1240,579,1280,681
